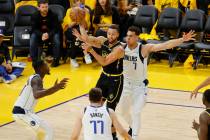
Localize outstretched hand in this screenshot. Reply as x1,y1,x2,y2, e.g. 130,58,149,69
72,29,86,42
82,43,92,53
192,120,200,131
182,30,196,42
190,88,199,99
54,78,69,90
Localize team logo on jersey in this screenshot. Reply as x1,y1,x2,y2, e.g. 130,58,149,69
108,94,114,100
102,50,108,57
30,121,36,126
124,55,137,61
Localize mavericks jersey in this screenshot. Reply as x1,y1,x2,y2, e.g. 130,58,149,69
14,74,39,112
82,105,112,140
123,43,147,83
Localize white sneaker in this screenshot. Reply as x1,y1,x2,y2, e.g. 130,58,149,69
84,54,92,64
71,59,79,68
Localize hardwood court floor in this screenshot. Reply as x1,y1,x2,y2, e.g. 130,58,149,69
1,58,210,126
0,88,204,140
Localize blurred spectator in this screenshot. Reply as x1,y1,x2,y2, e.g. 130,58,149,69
128,0,153,5
179,0,197,13
155,0,179,12
30,0,61,67
93,0,120,37
85,0,97,10
117,0,136,41
0,29,24,84
63,1,92,68
196,0,210,15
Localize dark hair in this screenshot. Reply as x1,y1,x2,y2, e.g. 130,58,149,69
128,26,141,35
89,88,103,102
203,89,210,103
32,60,45,72
38,0,48,6
93,0,112,24
109,24,120,33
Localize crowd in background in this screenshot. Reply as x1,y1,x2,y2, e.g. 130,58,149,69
0,0,210,83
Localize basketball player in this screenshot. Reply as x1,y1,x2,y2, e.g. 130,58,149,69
12,60,69,140
73,25,124,111
116,26,196,140
70,88,132,140
191,77,210,99
192,89,210,140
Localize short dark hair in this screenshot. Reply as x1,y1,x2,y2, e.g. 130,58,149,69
203,89,210,103
89,88,103,103
38,0,48,5
32,60,45,72
109,24,120,33
128,26,141,35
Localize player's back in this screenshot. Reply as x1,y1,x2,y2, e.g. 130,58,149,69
82,105,112,140
14,74,39,112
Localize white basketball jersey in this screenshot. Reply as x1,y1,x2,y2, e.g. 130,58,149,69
14,74,39,112
123,43,147,83
82,105,112,140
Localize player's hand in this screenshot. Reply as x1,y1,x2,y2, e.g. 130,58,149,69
192,120,200,131
82,43,92,53
72,29,86,42
191,88,199,99
182,30,196,42
54,78,69,90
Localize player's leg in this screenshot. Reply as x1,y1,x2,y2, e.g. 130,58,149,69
106,75,124,140
13,113,42,137
13,112,53,140
131,86,147,140
116,80,132,127
96,73,109,103
28,113,54,140
106,75,123,110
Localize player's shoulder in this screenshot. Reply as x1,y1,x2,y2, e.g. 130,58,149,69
30,75,41,84
200,111,210,122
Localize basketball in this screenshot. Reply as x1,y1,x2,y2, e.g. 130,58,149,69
69,7,86,24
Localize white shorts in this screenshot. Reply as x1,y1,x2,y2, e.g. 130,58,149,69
13,112,52,134
119,79,148,113
117,79,147,119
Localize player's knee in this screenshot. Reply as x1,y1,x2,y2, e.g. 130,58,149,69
133,111,141,117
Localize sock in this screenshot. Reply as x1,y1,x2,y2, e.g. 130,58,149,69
112,132,118,140
128,127,132,136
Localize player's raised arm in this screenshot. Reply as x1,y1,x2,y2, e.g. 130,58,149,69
72,25,106,48
191,77,210,99
32,78,69,99
109,109,132,140
82,43,124,66
142,30,196,57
